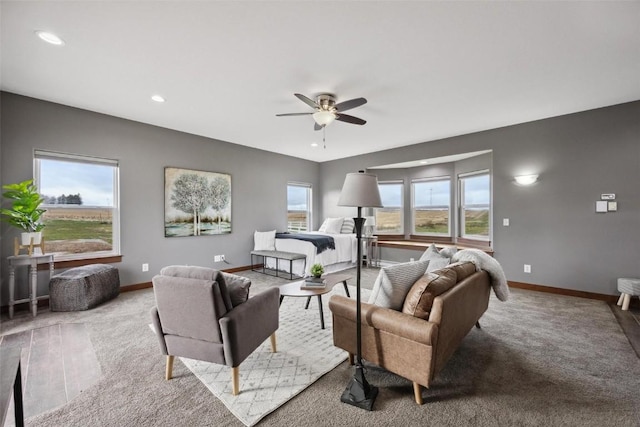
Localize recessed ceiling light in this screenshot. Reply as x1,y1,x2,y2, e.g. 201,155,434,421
35,31,64,46
419,160,428,164
151,95,166,103
311,143,319,148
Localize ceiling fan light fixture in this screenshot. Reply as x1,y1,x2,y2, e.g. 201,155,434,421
313,110,336,126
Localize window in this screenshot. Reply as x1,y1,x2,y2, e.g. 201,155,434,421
35,150,120,260
287,183,311,232
412,177,451,236
375,181,403,234
459,171,490,239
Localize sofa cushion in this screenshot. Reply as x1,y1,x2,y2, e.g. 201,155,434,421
254,230,276,250
419,243,453,272
402,267,458,319
368,260,430,310
447,261,477,282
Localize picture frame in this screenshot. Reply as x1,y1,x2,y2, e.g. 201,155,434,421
164,167,232,237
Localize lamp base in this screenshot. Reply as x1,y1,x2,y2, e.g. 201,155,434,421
340,365,378,411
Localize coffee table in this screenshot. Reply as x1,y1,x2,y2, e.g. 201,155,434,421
278,273,351,329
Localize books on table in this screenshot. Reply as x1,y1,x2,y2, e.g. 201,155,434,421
300,277,326,290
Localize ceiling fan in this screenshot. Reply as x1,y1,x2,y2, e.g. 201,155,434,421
276,93,367,131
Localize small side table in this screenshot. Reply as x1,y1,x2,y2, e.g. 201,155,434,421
8,254,55,319
362,236,379,268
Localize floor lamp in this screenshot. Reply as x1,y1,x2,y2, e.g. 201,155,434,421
337,171,382,411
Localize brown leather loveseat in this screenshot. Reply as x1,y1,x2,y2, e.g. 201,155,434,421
329,261,491,404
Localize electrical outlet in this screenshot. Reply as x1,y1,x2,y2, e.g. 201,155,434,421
503,218,510,226
142,263,149,272
214,255,221,262
524,264,531,273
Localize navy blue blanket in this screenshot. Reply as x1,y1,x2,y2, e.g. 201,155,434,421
275,233,335,254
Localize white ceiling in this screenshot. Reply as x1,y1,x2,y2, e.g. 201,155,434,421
2,1,639,163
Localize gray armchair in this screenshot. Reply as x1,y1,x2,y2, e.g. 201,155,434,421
150,265,279,395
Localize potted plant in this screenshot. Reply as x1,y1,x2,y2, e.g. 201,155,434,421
1,179,47,247
310,263,324,280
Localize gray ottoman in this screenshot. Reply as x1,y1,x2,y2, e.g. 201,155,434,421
50,264,120,311
617,278,640,311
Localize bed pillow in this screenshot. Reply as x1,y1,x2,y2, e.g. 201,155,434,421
368,260,430,311
341,217,355,234
254,230,276,251
319,217,344,234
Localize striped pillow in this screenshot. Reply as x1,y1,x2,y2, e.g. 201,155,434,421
341,217,355,233
368,260,430,310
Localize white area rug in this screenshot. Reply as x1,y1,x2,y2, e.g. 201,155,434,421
168,286,363,426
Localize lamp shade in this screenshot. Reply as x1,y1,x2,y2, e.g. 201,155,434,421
338,172,383,208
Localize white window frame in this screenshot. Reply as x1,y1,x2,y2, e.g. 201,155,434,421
375,180,404,235
411,176,451,236
34,150,120,260
458,170,491,241
287,182,312,232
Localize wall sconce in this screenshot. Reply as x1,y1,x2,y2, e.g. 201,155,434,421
514,174,539,186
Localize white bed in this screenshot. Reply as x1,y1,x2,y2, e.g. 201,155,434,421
267,231,358,277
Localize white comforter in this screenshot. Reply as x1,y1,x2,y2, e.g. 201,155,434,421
269,232,358,277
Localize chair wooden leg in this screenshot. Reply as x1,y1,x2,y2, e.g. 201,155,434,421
413,382,423,405
270,333,277,353
165,355,174,380
348,353,354,365
232,367,240,396
617,293,624,306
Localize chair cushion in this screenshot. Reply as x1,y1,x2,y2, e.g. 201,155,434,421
368,260,430,310
254,230,276,250
402,267,458,319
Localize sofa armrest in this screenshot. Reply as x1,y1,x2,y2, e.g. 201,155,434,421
329,295,438,346
219,287,280,367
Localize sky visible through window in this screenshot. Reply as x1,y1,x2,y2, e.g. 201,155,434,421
379,183,402,207
287,185,308,210
463,174,490,204
414,180,450,207
40,159,114,206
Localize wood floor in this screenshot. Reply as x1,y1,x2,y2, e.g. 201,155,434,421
0,323,101,427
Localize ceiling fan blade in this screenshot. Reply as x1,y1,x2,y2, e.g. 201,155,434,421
276,112,313,117
294,93,319,109
335,113,366,125
314,122,323,131
335,97,367,112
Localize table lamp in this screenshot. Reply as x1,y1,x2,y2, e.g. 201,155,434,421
337,170,382,411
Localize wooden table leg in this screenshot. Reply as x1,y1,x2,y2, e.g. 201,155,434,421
8,264,15,319
30,261,38,317
342,281,350,298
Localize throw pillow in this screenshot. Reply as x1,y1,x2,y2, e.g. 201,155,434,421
402,267,458,320
368,260,430,310
419,243,451,272
222,272,251,307
254,230,276,251
447,261,477,282
341,217,355,234
320,217,344,234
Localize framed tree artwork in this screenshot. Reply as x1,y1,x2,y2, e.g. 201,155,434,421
164,167,232,237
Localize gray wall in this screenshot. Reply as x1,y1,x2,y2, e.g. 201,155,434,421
321,101,640,295
1,93,320,302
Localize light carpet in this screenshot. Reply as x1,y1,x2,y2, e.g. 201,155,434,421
161,285,361,427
